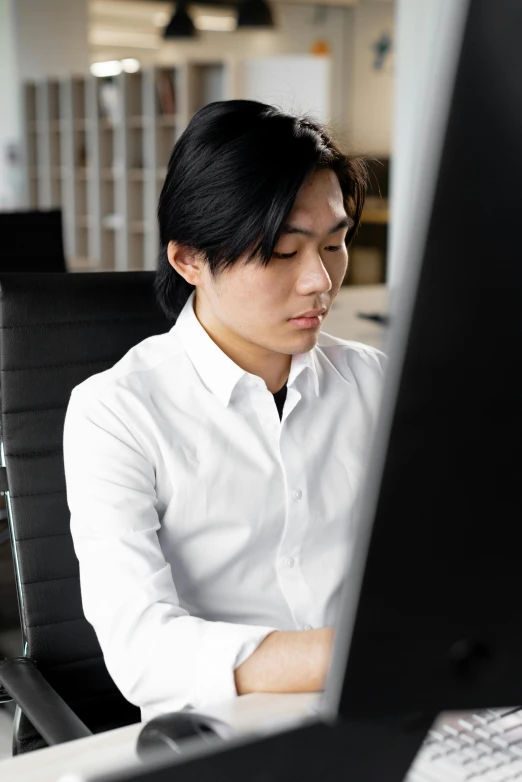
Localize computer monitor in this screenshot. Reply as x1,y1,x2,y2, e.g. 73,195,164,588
78,0,522,779
326,0,522,724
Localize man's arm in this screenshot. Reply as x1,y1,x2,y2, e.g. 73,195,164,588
235,628,335,694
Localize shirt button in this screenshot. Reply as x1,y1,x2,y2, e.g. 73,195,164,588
292,489,302,501
304,624,313,631
283,556,295,568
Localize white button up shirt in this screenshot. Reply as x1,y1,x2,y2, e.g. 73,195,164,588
63,291,386,722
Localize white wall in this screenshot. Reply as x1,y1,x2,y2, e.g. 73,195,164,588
14,0,90,80
0,0,89,209
348,0,395,156
0,0,21,208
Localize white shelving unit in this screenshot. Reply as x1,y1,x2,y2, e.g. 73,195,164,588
23,61,232,272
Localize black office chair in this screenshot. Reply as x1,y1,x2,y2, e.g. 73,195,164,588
0,209,67,272
0,209,67,543
0,272,171,754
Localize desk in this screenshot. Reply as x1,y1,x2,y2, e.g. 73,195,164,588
0,693,319,782
325,285,388,351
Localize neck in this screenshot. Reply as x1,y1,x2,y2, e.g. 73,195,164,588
194,296,290,394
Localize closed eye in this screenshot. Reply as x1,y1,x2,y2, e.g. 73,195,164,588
272,246,343,259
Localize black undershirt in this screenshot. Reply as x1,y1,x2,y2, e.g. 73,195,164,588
272,383,288,421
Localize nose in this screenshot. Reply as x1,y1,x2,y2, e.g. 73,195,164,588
296,251,332,294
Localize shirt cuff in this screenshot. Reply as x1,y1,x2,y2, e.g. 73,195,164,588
189,621,277,709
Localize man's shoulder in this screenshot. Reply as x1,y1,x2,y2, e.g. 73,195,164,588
69,328,186,408
315,330,387,375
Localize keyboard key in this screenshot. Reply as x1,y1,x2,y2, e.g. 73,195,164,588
476,727,495,740
489,714,522,734
461,746,483,761
480,755,505,770
491,751,511,765
431,756,472,780
487,708,520,720
505,758,522,774
447,738,464,751
473,712,496,725
466,758,497,774
459,728,481,745
480,768,513,782
501,726,522,747
444,724,461,737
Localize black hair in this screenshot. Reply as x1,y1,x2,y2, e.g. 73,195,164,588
154,99,369,320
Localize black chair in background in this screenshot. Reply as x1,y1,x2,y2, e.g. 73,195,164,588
0,272,172,754
0,209,68,644
0,210,67,272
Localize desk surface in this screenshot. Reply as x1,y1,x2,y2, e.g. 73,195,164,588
325,285,388,351
0,693,319,782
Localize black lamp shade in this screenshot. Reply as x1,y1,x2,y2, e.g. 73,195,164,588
237,0,274,28
163,4,197,38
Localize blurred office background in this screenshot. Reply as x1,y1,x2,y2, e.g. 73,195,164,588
0,0,397,757
0,0,394,284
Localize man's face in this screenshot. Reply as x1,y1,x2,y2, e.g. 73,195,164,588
195,167,352,359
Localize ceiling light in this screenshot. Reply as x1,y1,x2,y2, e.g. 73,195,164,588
194,13,237,31
163,2,197,38
237,0,274,28
90,60,123,78
121,58,141,73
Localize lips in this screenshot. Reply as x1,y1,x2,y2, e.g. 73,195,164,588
291,309,326,319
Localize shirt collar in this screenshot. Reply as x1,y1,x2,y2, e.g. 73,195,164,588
173,291,320,406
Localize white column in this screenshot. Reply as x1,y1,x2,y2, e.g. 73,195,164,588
388,0,470,292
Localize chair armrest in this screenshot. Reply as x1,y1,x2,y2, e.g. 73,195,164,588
0,657,92,746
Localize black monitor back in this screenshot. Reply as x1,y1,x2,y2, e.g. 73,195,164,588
0,209,67,272
330,0,522,721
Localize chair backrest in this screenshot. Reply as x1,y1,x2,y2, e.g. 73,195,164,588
0,210,67,272
0,272,171,753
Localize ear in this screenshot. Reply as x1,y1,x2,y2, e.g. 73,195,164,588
167,241,205,286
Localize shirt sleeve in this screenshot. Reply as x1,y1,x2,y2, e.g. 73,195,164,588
63,385,277,718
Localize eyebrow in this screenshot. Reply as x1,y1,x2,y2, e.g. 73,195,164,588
280,215,354,238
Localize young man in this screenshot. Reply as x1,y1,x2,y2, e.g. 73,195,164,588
63,100,386,723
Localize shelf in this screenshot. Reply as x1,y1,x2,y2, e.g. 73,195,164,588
157,115,177,127
361,209,388,224
361,197,389,225
22,65,237,272
129,221,148,233
102,214,124,230
127,116,150,129
101,167,124,180
128,169,145,181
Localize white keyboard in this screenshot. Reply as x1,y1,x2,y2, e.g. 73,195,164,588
409,707,522,781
